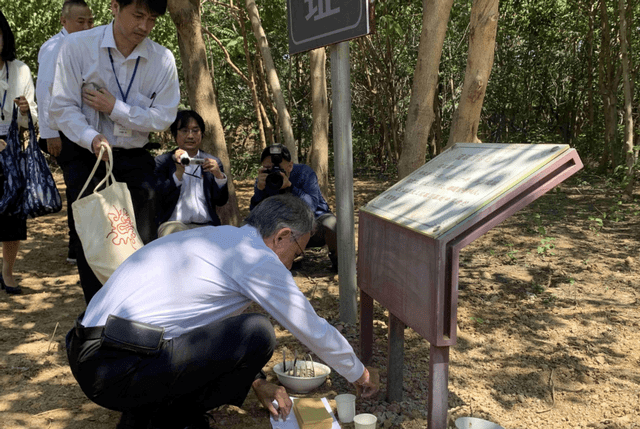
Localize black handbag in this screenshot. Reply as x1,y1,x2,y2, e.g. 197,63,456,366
18,108,62,219
0,106,26,216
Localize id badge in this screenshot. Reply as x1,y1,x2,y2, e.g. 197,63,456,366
0,124,9,136
114,123,133,137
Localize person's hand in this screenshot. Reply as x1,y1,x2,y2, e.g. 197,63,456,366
92,135,110,161
252,378,292,421
14,96,30,115
0,139,6,153
203,158,224,180
173,149,187,180
256,166,269,191
82,86,116,115
47,137,62,157
354,366,380,399
280,171,291,190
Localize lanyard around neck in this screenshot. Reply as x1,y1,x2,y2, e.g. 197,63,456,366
108,48,141,103
1,62,8,121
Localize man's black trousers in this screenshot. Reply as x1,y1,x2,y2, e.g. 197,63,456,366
59,134,157,304
67,313,276,428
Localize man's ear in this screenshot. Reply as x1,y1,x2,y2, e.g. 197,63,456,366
274,228,292,244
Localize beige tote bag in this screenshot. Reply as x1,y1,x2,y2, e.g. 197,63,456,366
72,144,143,284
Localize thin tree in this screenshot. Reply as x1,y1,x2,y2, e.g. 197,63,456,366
308,47,330,196
446,0,499,149
398,0,455,179
245,0,297,162
168,0,241,225
618,0,635,196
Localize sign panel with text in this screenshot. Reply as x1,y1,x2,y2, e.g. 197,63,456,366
362,143,571,238
288,0,370,55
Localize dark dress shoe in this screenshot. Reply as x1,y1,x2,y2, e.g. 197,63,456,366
1,273,23,294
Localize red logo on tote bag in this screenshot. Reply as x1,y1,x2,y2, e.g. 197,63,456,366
106,206,140,249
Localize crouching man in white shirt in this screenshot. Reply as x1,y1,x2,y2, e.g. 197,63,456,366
67,194,379,429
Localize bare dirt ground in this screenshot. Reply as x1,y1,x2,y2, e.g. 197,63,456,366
1,169,639,429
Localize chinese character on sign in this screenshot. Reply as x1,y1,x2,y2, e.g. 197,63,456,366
305,0,340,21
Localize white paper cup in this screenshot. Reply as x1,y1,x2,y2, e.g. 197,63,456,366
354,413,377,429
334,393,356,423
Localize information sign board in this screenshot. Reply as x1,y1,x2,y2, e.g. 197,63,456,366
287,0,370,54
362,143,570,238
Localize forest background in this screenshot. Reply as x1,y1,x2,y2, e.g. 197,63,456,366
1,0,639,219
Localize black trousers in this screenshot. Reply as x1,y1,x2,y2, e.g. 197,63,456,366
66,313,275,428
59,133,157,304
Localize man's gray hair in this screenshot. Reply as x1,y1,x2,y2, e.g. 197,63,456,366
245,194,315,239
61,0,89,16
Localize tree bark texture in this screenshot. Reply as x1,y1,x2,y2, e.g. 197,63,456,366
308,48,330,197
168,0,241,225
618,0,635,195
597,0,620,173
446,0,499,150
398,0,454,179
246,0,297,162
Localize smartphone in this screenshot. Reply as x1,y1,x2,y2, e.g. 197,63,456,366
82,82,101,92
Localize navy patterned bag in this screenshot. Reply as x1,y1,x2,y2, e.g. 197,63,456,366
0,106,26,216
18,108,62,219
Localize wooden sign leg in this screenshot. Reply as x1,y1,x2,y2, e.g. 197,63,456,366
387,313,405,402
359,290,374,364
427,344,450,429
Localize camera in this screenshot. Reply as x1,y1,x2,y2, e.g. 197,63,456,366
264,146,285,190
179,153,205,166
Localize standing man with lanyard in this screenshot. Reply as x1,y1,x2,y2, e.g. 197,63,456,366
49,0,180,304
36,0,94,264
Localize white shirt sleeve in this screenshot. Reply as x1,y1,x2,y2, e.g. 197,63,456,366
15,61,38,129
36,35,62,139
49,37,99,150
240,258,365,383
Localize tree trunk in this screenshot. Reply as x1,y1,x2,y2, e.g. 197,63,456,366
168,0,241,226
446,0,499,149
398,0,454,179
597,0,619,173
246,0,297,162
308,48,330,197
618,0,635,195
235,6,266,150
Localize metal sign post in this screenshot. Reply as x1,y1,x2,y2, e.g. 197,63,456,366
287,1,371,324
330,42,357,324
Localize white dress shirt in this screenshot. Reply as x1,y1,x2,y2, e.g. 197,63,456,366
0,59,38,136
36,29,68,140
49,22,180,151
169,150,228,224
82,224,366,383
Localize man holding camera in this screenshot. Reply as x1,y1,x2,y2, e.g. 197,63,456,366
250,144,338,270
67,194,379,429
154,110,228,237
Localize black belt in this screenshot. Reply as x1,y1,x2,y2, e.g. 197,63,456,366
112,142,160,153
74,319,104,340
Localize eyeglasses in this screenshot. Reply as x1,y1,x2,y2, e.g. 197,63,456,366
178,128,201,136
292,235,306,260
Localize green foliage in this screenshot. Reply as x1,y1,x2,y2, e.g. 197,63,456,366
537,237,555,256
6,0,640,179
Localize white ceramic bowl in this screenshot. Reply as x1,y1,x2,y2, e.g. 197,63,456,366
455,417,504,429
272,360,331,393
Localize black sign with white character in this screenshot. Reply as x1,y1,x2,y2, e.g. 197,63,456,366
287,0,370,54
